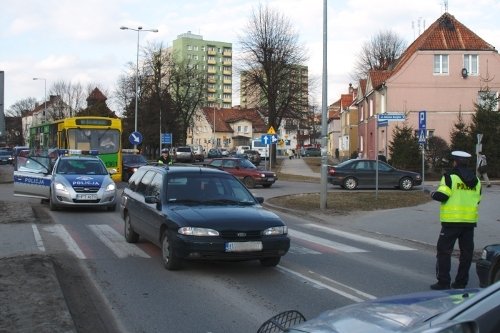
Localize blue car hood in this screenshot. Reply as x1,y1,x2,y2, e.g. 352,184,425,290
289,289,479,333
169,205,284,229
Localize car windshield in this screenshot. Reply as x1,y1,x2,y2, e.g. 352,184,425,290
123,154,147,164
239,158,257,169
177,147,191,153
57,159,108,175
165,174,256,205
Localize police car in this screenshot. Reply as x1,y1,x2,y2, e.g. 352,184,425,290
13,150,117,211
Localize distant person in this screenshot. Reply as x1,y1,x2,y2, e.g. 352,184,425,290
477,151,491,188
158,148,173,165
429,151,482,290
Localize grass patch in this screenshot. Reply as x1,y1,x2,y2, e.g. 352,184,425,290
268,191,432,214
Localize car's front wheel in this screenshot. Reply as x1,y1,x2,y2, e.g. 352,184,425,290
399,177,414,191
161,231,181,270
243,176,256,188
260,257,281,267
124,214,139,243
343,177,358,190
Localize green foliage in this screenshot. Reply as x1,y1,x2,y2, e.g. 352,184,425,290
426,135,449,172
449,112,473,154
388,123,421,170
469,89,500,176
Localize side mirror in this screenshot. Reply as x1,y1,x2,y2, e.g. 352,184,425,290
255,196,264,204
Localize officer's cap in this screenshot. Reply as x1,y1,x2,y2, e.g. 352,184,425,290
161,148,169,153
451,150,471,159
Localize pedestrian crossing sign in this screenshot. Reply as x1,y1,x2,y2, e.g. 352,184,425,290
418,129,426,144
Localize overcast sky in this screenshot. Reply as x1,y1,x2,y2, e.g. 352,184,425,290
1,0,499,112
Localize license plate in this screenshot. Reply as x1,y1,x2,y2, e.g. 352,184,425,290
225,241,263,252
267,177,274,182
76,194,98,200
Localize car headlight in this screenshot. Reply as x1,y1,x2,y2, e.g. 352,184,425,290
54,182,68,192
259,173,266,178
105,183,116,192
262,226,288,236
178,227,219,236
481,249,488,260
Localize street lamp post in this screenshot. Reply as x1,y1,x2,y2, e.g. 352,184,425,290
33,78,46,123
120,25,158,148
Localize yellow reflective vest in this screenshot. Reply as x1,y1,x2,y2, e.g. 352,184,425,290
436,174,481,224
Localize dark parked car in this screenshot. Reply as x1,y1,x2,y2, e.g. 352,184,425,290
207,148,223,158
120,165,290,270
243,149,261,166
122,153,148,181
476,243,500,287
301,147,321,157
174,146,195,163
0,150,13,164
207,157,277,188
327,159,422,190
258,283,500,333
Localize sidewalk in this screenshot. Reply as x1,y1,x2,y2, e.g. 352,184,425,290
0,165,77,332
276,156,500,253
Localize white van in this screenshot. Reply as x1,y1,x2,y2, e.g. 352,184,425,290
236,145,250,154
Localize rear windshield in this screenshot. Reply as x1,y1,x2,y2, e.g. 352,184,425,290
177,147,191,152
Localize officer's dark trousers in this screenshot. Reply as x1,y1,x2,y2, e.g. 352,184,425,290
436,225,474,286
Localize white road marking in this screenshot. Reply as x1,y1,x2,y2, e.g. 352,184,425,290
31,224,45,252
277,266,376,302
288,244,321,255
289,229,367,253
303,224,416,251
44,224,86,259
88,224,149,258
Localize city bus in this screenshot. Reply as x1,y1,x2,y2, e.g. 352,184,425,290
251,138,270,160
28,116,122,181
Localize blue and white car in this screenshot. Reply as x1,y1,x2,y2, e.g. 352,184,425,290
13,150,117,211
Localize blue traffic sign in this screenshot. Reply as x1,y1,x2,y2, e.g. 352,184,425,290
261,134,278,144
418,129,427,144
161,133,172,144
129,131,143,145
378,113,405,121
377,119,388,127
419,110,426,130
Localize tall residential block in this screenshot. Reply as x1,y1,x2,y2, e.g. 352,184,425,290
172,31,232,108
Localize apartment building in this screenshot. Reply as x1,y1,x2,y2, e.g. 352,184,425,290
172,31,232,108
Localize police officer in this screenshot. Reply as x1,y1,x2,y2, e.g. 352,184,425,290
158,148,173,165
430,151,482,290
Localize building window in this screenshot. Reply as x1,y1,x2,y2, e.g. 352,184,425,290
369,100,373,117
194,45,199,51
244,126,248,133
464,54,478,76
237,126,241,133
187,45,192,51
433,54,449,74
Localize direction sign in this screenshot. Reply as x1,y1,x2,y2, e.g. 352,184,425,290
378,113,405,121
129,131,143,145
418,129,426,144
161,133,172,144
261,134,278,144
377,119,388,127
419,110,426,130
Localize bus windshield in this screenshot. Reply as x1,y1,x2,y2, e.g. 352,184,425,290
67,128,120,154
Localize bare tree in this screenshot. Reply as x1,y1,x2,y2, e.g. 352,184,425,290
6,98,37,117
351,30,407,81
238,4,309,136
49,80,86,119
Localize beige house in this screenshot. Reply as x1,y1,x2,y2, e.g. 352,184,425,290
187,107,268,152
355,12,500,160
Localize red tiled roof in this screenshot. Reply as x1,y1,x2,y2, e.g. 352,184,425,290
369,70,392,90
201,107,267,133
87,87,107,102
392,12,496,75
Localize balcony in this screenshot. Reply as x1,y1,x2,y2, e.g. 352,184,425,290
223,78,232,84
223,68,232,75
223,59,232,65
207,78,216,83
207,49,216,55
223,50,232,56
207,58,216,64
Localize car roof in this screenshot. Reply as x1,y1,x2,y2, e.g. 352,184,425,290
139,164,229,175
